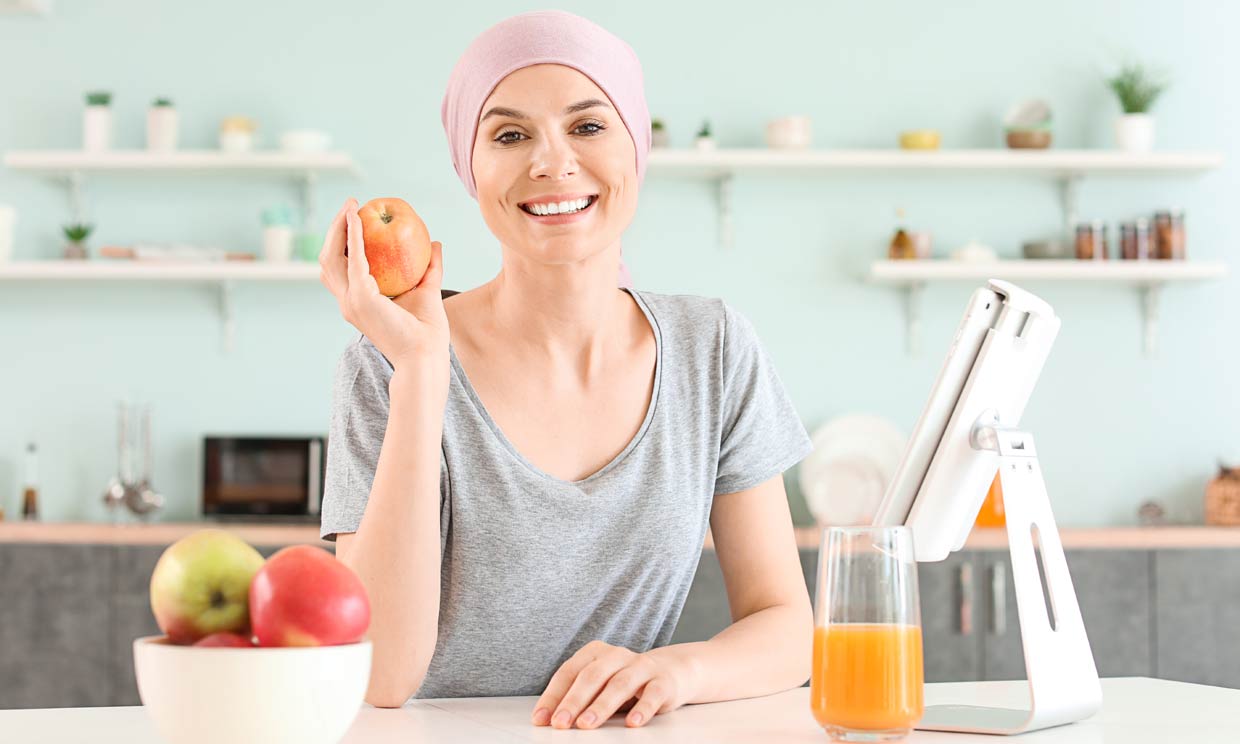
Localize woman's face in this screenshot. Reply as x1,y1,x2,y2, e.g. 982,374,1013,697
471,64,638,273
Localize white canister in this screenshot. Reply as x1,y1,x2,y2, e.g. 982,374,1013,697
263,225,295,262
1115,113,1155,153
765,116,812,149
219,130,255,153
0,204,15,263
83,105,112,152
147,106,179,151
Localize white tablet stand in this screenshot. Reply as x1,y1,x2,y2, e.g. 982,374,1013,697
916,411,1103,735
874,280,1102,735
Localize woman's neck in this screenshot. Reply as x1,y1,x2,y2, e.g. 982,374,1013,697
481,241,631,378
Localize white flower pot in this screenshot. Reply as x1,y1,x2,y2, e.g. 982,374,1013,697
83,105,112,152
147,107,179,151
1115,113,1155,152
694,136,716,151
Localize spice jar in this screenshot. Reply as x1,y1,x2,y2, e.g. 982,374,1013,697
1154,209,1186,260
1074,220,1108,260
1119,218,1152,260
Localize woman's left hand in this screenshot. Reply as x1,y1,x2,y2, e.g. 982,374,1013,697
531,640,698,729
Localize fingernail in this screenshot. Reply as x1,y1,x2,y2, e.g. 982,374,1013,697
532,708,550,725
628,712,644,726
578,711,597,728
552,710,571,728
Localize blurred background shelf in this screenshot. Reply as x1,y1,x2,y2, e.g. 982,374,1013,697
867,259,1229,356
647,148,1225,251
2,149,359,175
0,259,319,281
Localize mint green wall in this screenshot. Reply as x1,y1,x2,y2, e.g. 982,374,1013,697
1,1,1235,526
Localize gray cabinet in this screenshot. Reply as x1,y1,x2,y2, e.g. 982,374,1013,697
978,550,1152,682
1155,549,1240,688
919,552,984,682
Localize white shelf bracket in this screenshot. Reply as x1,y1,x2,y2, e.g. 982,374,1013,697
717,172,734,251
1139,282,1163,357
1058,174,1082,241
218,280,236,354
67,170,85,224
300,171,318,232
903,281,925,356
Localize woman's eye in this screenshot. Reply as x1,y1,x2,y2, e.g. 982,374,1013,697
495,130,524,144
576,121,606,135
494,121,606,145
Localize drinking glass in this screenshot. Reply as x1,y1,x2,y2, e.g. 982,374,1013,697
811,526,924,741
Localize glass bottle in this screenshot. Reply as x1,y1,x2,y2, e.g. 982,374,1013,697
1074,220,1107,260
889,208,916,260
1153,209,1186,260
1119,219,1152,260
21,442,39,521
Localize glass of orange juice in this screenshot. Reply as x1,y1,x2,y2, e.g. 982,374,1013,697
811,526,924,741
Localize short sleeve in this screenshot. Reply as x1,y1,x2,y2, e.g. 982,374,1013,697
319,335,395,542
714,302,814,496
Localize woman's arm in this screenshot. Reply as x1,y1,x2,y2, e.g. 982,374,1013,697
532,473,812,729
335,366,449,708
651,472,813,702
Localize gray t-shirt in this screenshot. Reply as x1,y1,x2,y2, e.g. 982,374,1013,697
319,287,813,699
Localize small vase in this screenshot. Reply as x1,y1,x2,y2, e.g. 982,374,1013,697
694,136,716,151
147,107,179,151
83,105,112,152
1115,113,1155,152
651,128,669,148
63,241,88,260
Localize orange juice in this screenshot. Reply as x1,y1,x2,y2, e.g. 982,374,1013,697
810,623,924,732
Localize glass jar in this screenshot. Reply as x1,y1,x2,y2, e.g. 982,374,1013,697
1074,220,1108,260
1119,218,1153,260
1154,209,1186,260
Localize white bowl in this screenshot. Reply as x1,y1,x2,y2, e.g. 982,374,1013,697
278,129,331,152
133,635,371,744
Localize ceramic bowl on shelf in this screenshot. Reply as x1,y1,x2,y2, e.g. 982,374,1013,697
899,129,941,150
1022,239,1071,259
133,635,371,744
278,129,331,153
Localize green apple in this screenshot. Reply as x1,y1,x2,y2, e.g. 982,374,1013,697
149,529,266,645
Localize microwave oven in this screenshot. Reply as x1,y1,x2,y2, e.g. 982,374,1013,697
202,436,325,520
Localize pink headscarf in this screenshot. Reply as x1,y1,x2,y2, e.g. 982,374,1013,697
441,10,651,288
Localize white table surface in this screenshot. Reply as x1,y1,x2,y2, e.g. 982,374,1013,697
1,677,1235,743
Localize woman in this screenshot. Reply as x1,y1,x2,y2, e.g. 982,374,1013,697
317,10,814,730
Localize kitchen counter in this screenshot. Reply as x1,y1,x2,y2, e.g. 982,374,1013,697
0,678,1233,743
2,521,1239,550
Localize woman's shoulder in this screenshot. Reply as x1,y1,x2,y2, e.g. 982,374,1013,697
631,288,757,348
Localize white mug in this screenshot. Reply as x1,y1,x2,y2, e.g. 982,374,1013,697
765,116,812,149
0,205,15,263
263,225,294,262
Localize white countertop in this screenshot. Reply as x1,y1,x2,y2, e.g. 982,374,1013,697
1,678,1234,743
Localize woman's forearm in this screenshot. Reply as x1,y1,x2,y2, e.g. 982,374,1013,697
649,601,813,705
339,365,449,707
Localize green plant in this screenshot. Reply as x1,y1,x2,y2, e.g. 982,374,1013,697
152,97,173,107
85,91,112,106
62,223,94,243
651,118,665,131
696,119,712,138
1107,63,1168,114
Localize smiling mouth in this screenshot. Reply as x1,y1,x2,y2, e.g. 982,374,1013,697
519,195,598,216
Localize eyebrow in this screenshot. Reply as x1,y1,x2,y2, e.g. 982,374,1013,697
480,98,612,122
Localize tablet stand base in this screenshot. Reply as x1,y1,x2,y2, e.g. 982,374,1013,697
916,424,1103,735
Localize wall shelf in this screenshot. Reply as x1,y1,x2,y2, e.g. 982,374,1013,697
2,148,360,229
646,148,1224,250
0,260,321,352
867,259,1229,356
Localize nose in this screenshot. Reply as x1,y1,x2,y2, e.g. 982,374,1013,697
528,132,578,182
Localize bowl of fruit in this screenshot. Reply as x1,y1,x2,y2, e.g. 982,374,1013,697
134,530,372,744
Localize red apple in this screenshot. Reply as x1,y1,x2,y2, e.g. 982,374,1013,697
193,632,255,647
354,197,432,297
249,545,370,647
149,529,266,645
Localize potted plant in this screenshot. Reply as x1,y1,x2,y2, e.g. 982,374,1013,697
83,91,112,152
694,119,715,151
147,97,179,152
651,118,669,148
62,222,94,260
1107,62,1168,152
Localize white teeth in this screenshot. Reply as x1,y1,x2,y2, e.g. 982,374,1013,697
525,196,592,215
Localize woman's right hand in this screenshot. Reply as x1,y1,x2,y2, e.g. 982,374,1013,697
319,198,450,373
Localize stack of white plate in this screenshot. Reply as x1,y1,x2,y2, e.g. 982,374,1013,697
799,414,907,527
